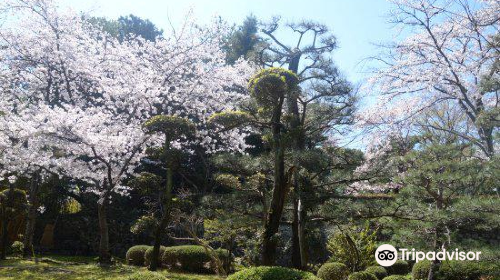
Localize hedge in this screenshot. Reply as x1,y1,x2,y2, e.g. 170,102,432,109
364,266,387,280
382,276,407,280
161,245,231,273
386,260,409,275
144,246,167,267
317,262,349,280
126,245,150,266
227,266,320,280
348,271,378,280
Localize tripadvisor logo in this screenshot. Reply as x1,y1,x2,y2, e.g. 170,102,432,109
375,244,481,267
375,244,398,266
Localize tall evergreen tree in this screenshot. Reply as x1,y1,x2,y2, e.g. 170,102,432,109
225,15,263,64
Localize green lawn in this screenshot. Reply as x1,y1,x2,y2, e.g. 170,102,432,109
0,257,224,280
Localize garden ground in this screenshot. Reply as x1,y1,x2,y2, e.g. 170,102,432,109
0,256,223,280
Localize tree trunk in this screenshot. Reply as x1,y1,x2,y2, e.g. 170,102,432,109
298,197,307,267
0,217,8,260
149,215,168,271
288,54,308,269
262,103,287,266
23,172,40,258
291,197,301,268
149,166,173,271
427,185,444,280
1,184,15,260
97,195,111,265
481,126,494,158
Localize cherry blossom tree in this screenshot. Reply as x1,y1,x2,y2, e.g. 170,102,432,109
362,0,499,158
0,0,252,264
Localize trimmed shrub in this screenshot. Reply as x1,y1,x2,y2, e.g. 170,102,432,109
126,245,150,266
412,261,431,280
382,276,407,280
317,262,349,280
412,260,490,280
11,241,24,258
227,266,321,280
144,246,167,267
127,271,166,280
348,271,378,280
475,262,500,280
161,245,231,273
386,260,409,275
364,266,387,280
437,261,481,280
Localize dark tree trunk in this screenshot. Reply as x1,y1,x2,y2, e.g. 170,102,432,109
427,185,445,280
291,198,301,268
262,101,288,266
1,184,15,260
288,55,308,269
97,195,111,265
149,215,168,271
23,172,40,258
0,217,8,260
149,166,173,271
481,126,494,158
297,197,307,267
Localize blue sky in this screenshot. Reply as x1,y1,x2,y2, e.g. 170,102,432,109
59,0,395,84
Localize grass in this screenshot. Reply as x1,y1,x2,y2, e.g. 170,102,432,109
0,256,224,280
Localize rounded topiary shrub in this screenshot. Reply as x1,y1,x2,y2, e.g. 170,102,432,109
317,262,349,280
437,261,481,280
161,245,231,273
364,266,387,280
144,246,167,267
382,276,407,280
348,271,378,280
127,271,166,280
126,245,150,266
386,260,409,275
227,266,320,280
411,261,431,280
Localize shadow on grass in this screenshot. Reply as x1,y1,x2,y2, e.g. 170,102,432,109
0,257,224,280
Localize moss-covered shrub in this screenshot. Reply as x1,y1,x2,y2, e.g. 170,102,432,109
348,271,378,280
382,276,407,280
125,245,150,266
127,271,166,280
161,245,231,273
386,260,409,275
364,266,387,280
144,246,167,267
227,266,320,280
437,261,481,280
317,262,349,280
412,261,431,280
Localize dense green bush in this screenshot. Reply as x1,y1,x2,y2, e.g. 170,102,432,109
144,246,167,267
161,245,231,273
437,261,481,280
411,260,497,280
386,260,409,275
327,224,377,271
381,276,407,280
126,245,150,266
126,271,166,280
347,271,378,280
364,266,387,280
11,241,24,258
226,266,320,280
317,262,349,280
412,261,431,280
